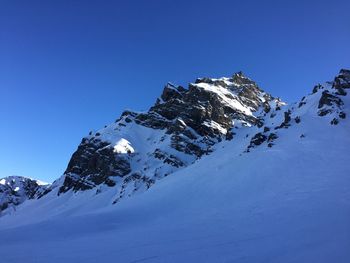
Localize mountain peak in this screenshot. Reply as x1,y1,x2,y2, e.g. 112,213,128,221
232,70,247,79
51,71,284,196
339,68,350,77
332,68,350,92
232,71,257,86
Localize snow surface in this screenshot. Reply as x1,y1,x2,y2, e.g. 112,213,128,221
113,138,135,154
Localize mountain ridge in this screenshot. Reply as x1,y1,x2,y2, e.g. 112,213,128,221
1,69,349,262
0,69,349,215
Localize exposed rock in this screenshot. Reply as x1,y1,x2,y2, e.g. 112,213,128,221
153,149,184,168
0,176,48,214
268,133,278,142
160,83,186,102
312,84,323,94
113,173,155,204
298,101,306,108
59,138,131,194
248,133,267,148
331,118,339,125
333,69,350,90
318,109,333,117
335,87,347,96
318,91,343,109
275,110,291,129
263,126,270,133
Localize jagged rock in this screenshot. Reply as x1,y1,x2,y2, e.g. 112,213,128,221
263,126,270,133
298,101,306,108
249,133,267,147
266,133,278,148
0,176,48,214
113,173,155,204
160,83,186,102
225,130,234,140
333,69,350,90
312,84,323,94
318,90,343,109
318,109,333,117
59,138,131,194
153,149,184,168
275,110,291,129
268,133,278,142
331,118,339,125
335,87,347,96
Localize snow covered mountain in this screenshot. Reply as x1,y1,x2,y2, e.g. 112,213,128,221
0,69,349,262
0,176,48,216
54,71,285,200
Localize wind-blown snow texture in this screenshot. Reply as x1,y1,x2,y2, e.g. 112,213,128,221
0,70,349,263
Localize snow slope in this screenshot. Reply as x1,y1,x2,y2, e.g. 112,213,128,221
0,70,349,262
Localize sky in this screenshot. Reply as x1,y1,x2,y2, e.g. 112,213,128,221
0,0,349,183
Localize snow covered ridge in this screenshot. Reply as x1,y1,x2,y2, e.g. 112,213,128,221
0,176,49,216
0,69,349,216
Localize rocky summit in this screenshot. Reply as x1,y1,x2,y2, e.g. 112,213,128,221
55,72,285,201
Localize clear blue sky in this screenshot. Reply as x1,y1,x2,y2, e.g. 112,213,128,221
1,0,349,182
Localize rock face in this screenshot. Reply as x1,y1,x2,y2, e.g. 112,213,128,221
59,139,131,193
314,69,349,123
57,72,283,198
1,69,349,214
0,176,48,215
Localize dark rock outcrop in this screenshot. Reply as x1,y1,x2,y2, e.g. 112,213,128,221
275,110,292,129
59,138,131,194
318,91,343,109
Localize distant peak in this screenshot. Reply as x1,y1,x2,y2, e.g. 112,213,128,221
232,71,256,86
0,175,49,186
165,82,177,88
160,82,186,102
232,71,245,77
